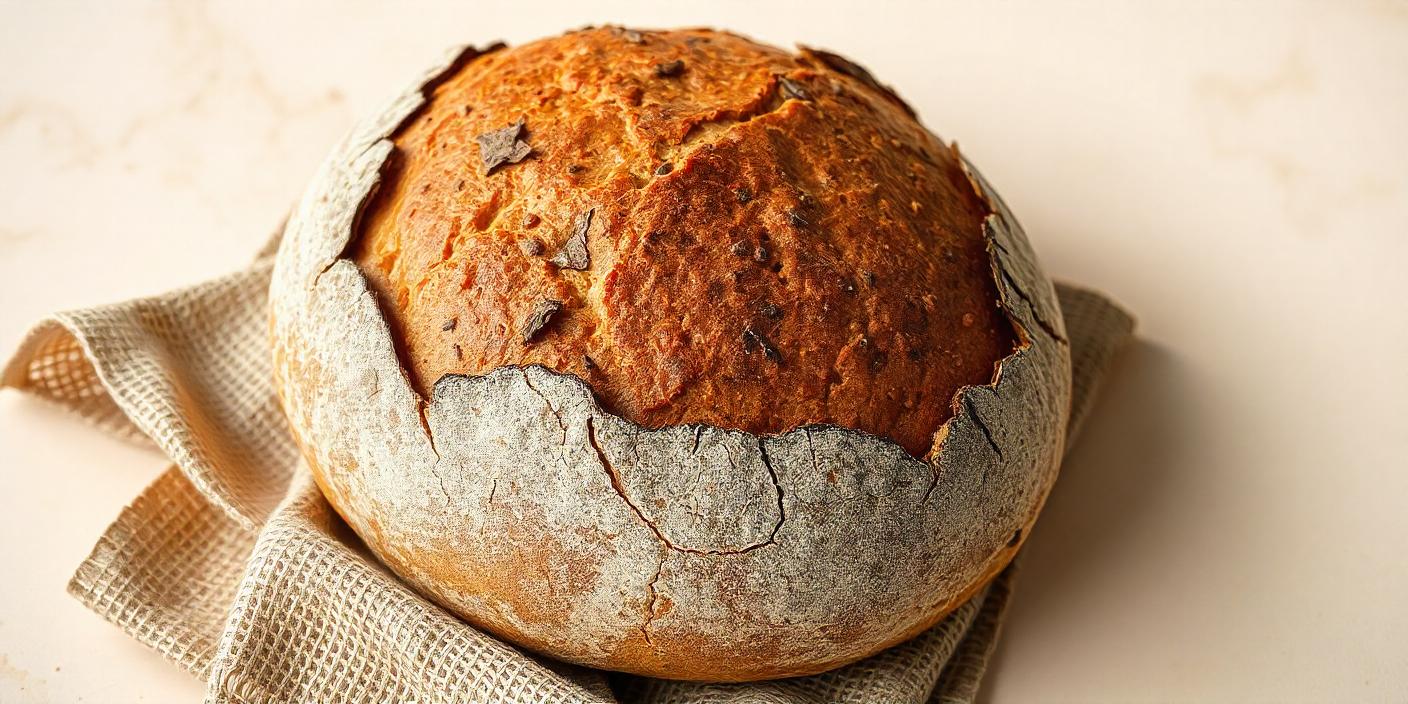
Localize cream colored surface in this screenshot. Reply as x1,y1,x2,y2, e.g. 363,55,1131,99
0,1,1404,702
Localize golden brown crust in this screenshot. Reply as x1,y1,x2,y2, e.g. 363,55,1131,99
352,27,1014,458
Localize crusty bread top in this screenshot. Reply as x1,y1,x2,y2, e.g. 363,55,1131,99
351,27,1014,457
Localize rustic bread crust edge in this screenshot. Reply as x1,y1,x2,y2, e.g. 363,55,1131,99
269,43,1072,682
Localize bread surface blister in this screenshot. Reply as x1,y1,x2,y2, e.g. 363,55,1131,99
269,28,1071,681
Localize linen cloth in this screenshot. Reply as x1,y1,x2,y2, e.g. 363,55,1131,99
3,239,1133,704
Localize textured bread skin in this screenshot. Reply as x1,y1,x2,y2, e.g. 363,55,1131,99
270,30,1072,682
351,27,1014,457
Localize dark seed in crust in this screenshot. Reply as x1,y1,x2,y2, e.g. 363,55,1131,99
741,327,782,364
655,59,685,77
521,300,564,344
549,208,594,270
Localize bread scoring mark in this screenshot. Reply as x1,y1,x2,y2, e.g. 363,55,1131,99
669,73,787,152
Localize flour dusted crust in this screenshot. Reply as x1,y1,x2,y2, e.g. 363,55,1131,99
270,29,1071,682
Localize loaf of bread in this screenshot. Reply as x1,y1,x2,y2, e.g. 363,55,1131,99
270,27,1071,681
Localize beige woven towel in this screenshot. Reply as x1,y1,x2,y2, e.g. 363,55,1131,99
2,243,1133,704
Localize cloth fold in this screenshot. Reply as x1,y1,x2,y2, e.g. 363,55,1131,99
3,246,1133,704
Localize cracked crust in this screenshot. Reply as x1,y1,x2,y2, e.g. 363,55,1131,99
349,27,1013,458
270,28,1071,682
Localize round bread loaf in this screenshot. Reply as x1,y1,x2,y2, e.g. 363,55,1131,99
270,27,1071,682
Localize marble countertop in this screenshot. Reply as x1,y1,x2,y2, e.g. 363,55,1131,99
2,2,1404,701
